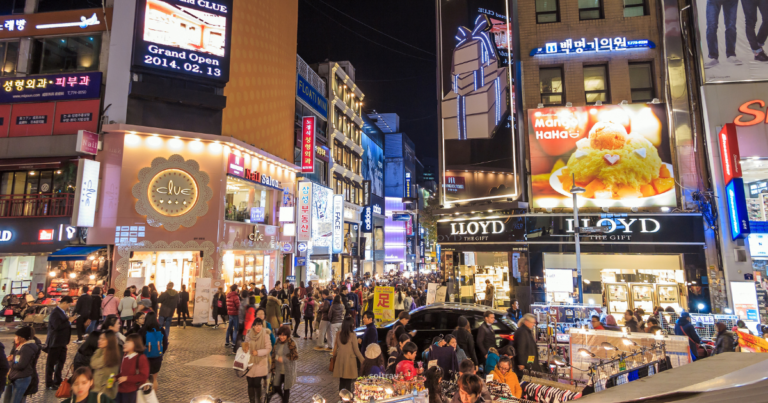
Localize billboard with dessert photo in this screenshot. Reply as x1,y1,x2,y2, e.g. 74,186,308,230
528,104,675,209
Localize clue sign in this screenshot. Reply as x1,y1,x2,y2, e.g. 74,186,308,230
0,72,102,104
132,0,232,83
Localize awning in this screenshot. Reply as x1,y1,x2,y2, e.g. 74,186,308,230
48,246,104,262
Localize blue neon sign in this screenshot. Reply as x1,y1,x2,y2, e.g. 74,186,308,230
529,37,655,56
726,178,750,240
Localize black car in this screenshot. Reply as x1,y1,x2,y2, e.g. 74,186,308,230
356,302,517,359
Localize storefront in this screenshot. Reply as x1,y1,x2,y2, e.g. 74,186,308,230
437,213,708,314
88,125,297,301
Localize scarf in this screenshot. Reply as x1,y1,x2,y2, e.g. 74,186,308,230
248,327,269,367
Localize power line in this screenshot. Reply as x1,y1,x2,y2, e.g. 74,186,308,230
316,0,436,56
300,0,435,63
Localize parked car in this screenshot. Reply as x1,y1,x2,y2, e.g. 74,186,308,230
356,302,517,359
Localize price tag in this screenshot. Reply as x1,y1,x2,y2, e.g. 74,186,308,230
486,374,494,383
428,360,437,369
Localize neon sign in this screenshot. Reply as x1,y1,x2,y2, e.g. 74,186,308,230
0,72,101,104
301,117,315,173
529,37,655,56
726,178,751,240
35,13,100,29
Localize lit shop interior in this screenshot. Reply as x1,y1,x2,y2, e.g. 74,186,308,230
225,176,273,223
450,251,513,308
306,255,331,285
128,251,200,289
743,159,768,282
46,247,109,300
222,250,275,290
540,253,688,324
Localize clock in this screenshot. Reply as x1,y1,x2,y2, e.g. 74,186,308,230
148,169,199,217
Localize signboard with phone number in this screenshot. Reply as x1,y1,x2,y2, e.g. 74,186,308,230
0,72,102,104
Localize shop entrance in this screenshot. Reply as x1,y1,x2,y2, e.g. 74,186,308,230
128,251,200,289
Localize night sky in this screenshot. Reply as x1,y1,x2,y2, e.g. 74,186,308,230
297,0,438,161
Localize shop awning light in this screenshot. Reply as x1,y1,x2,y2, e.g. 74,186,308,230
577,348,595,358
622,338,637,346
49,271,56,277
583,279,591,284
601,342,618,351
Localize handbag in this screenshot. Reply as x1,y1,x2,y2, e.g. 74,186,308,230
329,334,339,371
54,366,73,398
680,325,708,358
136,383,159,403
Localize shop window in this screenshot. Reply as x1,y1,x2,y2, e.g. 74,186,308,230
0,41,19,76
225,176,273,224
584,65,609,104
579,0,603,20
624,0,647,17
334,174,343,195
0,167,75,217
629,62,655,102
536,0,559,23
540,67,564,106
0,0,25,15
28,35,101,74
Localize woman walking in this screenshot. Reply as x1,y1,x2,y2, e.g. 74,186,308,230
243,318,272,403
118,290,137,332
90,331,121,399
271,325,298,403
138,311,167,391
211,287,227,329
331,318,364,393
290,288,301,338
302,296,315,340
177,284,190,329
115,334,149,403
328,295,344,348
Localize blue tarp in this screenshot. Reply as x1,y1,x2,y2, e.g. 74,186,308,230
47,246,104,261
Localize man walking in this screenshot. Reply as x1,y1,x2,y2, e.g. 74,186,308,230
742,0,768,61
475,310,497,367
314,290,333,351
225,285,241,348
705,0,742,68
72,286,91,343
45,296,75,390
157,282,180,335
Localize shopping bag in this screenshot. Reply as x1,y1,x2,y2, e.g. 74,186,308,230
136,383,159,403
233,347,250,371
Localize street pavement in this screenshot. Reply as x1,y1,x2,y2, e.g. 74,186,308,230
0,321,342,403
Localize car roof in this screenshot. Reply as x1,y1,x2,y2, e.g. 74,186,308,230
410,302,509,316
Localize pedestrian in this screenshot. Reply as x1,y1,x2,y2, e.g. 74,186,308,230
483,280,495,307
403,290,414,313
271,325,298,403
457,374,484,403
138,287,152,313
475,310,497,367
116,333,150,403
445,334,467,367
604,314,621,331
290,288,301,338
385,334,410,372
177,284,190,329
332,318,365,393
507,300,522,323
395,342,421,380
90,331,121,400
74,287,93,343
265,292,281,332
45,296,76,390
302,296,315,340
591,315,605,330
138,311,167,390
211,287,227,329
485,347,500,373
394,286,407,318
314,290,333,351
128,286,137,300
243,318,271,403
359,311,377,354
624,310,640,333
87,286,103,333
255,308,276,346
156,282,179,336
147,284,159,313
425,366,445,403
428,334,459,379
513,314,541,377
645,318,662,334
236,290,250,350
329,295,344,347
61,366,114,403
735,319,752,335
714,322,736,354
239,296,258,350
0,340,8,397
362,344,385,376
118,290,137,332
675,311,702,361
3,326,39,403
101,289,120,323
125,312,145,337
226,285,241,348
101,316,125,353
73,331,100,370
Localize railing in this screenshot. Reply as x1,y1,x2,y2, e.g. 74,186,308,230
0,193,75,218
296,55,327,98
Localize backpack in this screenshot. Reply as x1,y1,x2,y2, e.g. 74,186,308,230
145,329,164,358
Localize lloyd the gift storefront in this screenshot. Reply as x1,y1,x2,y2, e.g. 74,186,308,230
437,213,708,318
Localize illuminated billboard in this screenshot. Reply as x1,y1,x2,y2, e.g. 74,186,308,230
311,183,334,249
132,0,232,83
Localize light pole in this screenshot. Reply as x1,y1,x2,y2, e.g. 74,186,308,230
570,175,585,304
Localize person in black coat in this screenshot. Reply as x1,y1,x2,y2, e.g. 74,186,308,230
177,284,190,328
73,286,92,342
72,331,100,370
675,311,702,361
87,286,102,333
452,316,478,366
290,288,302,338
475,311,497,366
623,310,640,333
0,340,8,396
513,314,541,378
45,296,76,389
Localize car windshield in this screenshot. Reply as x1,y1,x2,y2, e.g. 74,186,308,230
500,316,518,331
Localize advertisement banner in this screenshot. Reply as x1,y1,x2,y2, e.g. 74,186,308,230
311,183,333,249
297,182,312,242
301,116,315,173
71,159,100,228
0,8,112,40
730,281,761,327
440,0,518,204
737,330,768,352
361,206,373,233
332,194,343,254
528,103,674,209
726,178,750,240
718,123,741,185
296,74,328,118
76,130,99,155
227,153,244,177
0,72,102,104
426,283,439,305
693,0,768,83
361,134,384,198
373,286,395,325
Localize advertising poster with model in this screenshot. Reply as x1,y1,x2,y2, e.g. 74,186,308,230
694,0,768,82
528,103,675,208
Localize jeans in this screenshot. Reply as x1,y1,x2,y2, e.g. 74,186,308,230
743,0,768,51
45,346,67,387
706,0,739,59
317,321,330,348
158,316,173,336
3,376,31,403
86,318,99,333
226,316,239,345
329,323,342,349
304,319,314,338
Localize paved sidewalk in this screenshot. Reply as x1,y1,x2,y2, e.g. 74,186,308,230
0,321,342,403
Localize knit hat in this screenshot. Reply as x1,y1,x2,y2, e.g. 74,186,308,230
15,326,32,340
457,316,469,328
365,343,381,360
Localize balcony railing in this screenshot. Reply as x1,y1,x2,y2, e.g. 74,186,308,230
0,193,75,218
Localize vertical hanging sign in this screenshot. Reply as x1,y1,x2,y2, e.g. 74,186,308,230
71,159,100,227
332,194,344,254
301,116,315,173
297,182,312,242
719,123,742,186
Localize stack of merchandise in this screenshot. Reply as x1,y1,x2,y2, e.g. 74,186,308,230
353,376,395,401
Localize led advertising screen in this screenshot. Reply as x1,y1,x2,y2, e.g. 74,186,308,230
132,0,232,83
527,103,675,209
361,133,384,198
311,183,333,249
439,0,518,205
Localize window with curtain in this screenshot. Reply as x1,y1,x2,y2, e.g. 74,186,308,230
624,0,647,17
584,65,609,104
578,0,602,20
629,62,654,102
540,67,564,106
536,0,559,23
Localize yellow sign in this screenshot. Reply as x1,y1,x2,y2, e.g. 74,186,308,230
737,330,768,353
373,286,395,325
148,169,199,217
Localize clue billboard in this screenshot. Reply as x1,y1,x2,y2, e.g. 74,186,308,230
361,133,384,198
132,0,232,83
439,0,518,205
528,103,674,209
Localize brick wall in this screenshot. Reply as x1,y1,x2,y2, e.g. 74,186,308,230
518,0,663,110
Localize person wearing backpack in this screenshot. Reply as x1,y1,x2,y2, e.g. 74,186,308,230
138,312,167,392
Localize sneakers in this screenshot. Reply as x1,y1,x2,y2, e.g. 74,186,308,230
727,56,743,65
704,59,719,69
756,51,768,62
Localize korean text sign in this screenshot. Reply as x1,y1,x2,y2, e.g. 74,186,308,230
297,182,312,242
373,286,395,324
301,116,315,173
0,72,102,104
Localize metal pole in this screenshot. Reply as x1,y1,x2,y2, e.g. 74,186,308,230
573,191,583,304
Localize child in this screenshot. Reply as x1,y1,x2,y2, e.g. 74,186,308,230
116,333,149,403
395,341,423,380
485,347,500,374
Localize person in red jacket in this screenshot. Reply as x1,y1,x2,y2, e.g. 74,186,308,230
117,333,149,403
243,296,257,337
226,285,241,348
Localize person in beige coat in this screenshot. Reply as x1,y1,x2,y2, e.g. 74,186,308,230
332,317,364,393
243,318,272,403
265,295,282,331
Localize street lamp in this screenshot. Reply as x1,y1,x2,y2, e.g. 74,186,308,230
570,175,586,304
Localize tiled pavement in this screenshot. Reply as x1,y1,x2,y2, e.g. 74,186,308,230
0,321,342,403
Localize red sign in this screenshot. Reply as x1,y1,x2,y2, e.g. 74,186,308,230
53,99,99,135
719,123,741,185
734,100,767,126
406,216,413,236
76,130,99,155
445,176,466,194
9,102,54,137
227,153,244,177
301,116,315,173
38,229,54,241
